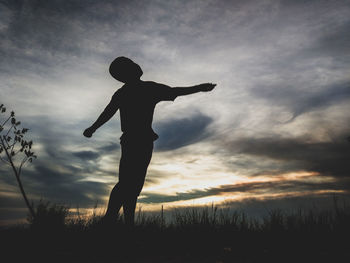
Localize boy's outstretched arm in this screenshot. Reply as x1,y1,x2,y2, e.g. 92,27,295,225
172,83,216,97
83,95,119,138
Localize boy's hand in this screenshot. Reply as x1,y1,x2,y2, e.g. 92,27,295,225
198,83,216,92
83,127,95,138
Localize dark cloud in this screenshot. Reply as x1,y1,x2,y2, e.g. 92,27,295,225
1,160,109,208
209,179,350,196
250,82,350,120
0,0,131,77
73,150,100,160
22,164,109,206
140,178,350,204
98,142,119,153
30,165,75,184
140,192,202,204
1,0,110,51
154,113,213,151
223,137,350,178
308,20,350,59
220,193,350,219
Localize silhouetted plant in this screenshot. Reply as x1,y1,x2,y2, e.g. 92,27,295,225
0,104,37,218
1,202,349,263
262,209,285,232
28,200,69,230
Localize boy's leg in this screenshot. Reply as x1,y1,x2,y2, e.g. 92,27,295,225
103,140,129,222
123,194,138,226
118,140,153,226
104,183,123,220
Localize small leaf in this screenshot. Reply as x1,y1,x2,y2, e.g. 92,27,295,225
1,107,5,113
16,121,21,126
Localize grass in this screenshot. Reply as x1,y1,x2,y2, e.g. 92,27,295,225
1,200,349,263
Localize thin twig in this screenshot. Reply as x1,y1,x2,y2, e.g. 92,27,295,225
1,135,10,149
10,140,17,155
8,140,17,148
1,116,11,127
0,154,10,165
18,156,28,177
0,135,35,218
14,148,23,155
5,124,15,137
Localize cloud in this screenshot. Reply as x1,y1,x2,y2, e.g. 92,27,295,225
306,20,350,59
19,164,109,207
73,150,100,160
154,112,213,151
221,137,350,178
98,142,119,153
249,82,350,120
139,177,349,204
209,179,350,196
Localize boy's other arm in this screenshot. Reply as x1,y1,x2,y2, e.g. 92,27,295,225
172,83,216,97
83,95,119,138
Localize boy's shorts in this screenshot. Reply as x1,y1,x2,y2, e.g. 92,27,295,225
118,139,153,196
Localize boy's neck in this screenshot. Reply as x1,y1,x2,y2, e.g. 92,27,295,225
126,79,142,85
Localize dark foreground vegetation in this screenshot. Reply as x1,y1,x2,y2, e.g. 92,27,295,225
1,201,349,263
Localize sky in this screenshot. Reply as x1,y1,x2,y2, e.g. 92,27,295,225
0,0,350,225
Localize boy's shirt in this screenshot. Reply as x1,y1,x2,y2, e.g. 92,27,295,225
110,81,177,142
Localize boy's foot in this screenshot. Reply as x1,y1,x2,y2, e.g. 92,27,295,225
99,214,118,227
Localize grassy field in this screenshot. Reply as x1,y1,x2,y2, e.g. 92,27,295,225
1,201,349,263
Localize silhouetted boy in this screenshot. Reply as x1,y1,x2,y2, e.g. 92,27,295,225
83,57,216,226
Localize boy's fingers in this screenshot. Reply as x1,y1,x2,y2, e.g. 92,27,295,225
83,129,93,138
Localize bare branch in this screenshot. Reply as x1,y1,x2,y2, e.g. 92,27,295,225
0,154,10,165
1,116,11,127
5,123,15,137
1,135,10,149
8,139,17,147
0,106,36,219
18,156,28,177
10,138,17,156
14,148,23,155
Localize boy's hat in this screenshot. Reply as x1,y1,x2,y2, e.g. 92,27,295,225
109,57,143,83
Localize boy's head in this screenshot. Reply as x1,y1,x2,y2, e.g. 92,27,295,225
109,57,143,83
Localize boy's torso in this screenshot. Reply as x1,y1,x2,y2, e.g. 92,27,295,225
117,81,162,142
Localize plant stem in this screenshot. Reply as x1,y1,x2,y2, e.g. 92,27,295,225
0,136,35,218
